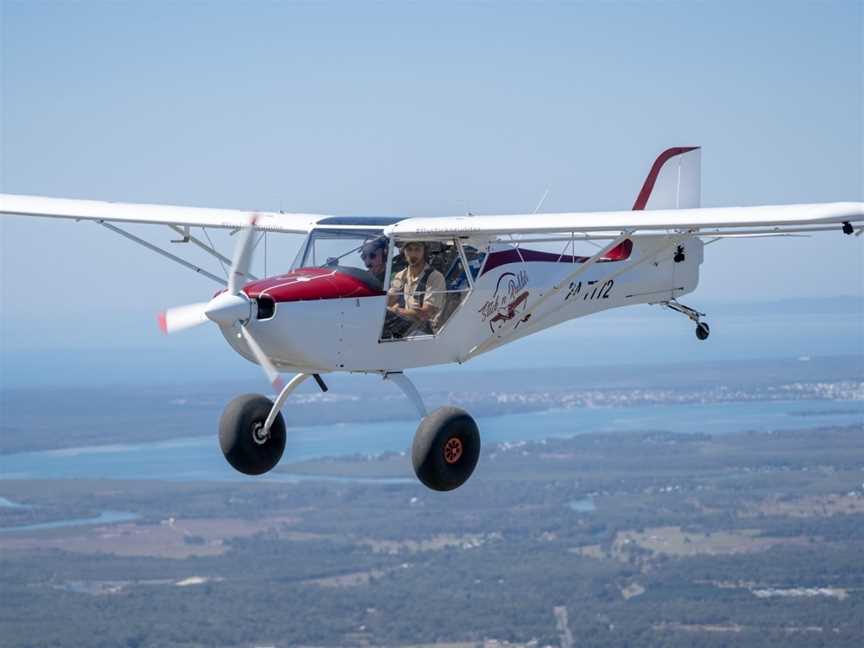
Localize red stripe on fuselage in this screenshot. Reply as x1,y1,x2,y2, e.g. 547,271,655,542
481,240,632,276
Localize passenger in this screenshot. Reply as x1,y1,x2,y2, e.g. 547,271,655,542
361,237,388,287
387,241,446,335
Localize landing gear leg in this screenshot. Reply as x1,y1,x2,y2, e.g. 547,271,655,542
659,299,710,341
263,373,313,433
383,371,428,417
384,372,481,491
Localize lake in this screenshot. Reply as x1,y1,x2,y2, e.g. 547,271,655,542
0,511,139,534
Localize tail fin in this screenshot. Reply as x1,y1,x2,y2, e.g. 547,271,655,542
633,147,701,210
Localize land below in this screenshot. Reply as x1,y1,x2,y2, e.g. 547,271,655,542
1,423,863,647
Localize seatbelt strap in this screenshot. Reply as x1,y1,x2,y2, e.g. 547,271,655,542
415,267,434,307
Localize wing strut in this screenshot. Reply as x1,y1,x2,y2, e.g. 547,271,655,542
98,221,226,286
463,232,634,361
463,231,696,361
167,225,251,279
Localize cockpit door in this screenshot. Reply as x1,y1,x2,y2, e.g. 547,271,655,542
379,238,482,341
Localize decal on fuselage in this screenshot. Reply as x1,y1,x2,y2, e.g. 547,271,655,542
478,270,530,333
564,279,614,302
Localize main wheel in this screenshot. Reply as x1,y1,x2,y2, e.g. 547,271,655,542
219,394,286,476
695,321,710,341
412,407,480,492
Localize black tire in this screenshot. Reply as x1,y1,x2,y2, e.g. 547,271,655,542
695,321,710,341
412,406,480,492
219,394,286,476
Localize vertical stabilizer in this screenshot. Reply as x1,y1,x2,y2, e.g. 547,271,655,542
633,147,701,210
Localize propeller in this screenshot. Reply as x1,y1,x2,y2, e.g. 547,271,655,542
158,214,285,391
227,215,258,295
239,324,285,391
158,302,209,334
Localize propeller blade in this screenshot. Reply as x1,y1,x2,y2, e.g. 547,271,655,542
158,303,209,334
239,324,285,391
228,214,259,295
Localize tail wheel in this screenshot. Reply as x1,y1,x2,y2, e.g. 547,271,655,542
412,407,480,492
219,394,286,476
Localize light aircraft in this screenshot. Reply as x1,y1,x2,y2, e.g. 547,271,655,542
2,147,862,491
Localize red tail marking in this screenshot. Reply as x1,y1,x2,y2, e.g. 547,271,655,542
157,312,168,334
632,147,699,210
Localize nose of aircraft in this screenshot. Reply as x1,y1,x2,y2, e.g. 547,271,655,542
204,291,252,326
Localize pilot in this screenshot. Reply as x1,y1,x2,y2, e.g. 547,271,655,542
387,241,446,335
361,237,388,286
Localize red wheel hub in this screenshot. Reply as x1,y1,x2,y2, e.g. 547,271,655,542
443,437,463,464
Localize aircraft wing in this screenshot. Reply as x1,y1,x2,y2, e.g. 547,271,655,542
385,202,864,239
0,193,322,233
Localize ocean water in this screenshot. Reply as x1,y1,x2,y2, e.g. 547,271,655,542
1,399,860,483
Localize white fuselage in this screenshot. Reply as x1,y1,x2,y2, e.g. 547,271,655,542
222,234,703,374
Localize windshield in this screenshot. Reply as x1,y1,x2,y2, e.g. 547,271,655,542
293,230,391,290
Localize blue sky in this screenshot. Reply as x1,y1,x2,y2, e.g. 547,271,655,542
1,1,862,383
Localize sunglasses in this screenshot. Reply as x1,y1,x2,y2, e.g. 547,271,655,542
361,250,381,261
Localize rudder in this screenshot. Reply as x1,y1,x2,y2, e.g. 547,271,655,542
633,147,701,210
